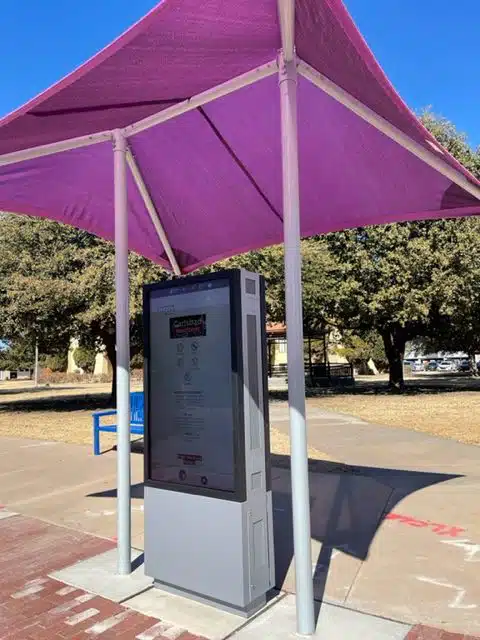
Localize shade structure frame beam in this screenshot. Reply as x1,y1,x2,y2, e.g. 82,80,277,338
113,129,132,576
122,60,278,139
297,58,480,202
0,130,112,167
125,146,182,275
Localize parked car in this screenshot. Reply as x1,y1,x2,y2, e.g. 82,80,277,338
457,360,471,372
426,361,438,371
438,360,456,372
410,361,424,372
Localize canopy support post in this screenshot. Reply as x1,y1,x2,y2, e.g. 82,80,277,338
113,129,132,575
126,147,181,275
34,339,39,388
278,48,316,636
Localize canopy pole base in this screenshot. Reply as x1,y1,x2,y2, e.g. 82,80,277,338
278,52,315,636
113,129,132,575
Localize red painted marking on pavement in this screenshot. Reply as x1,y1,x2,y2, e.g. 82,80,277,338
406,623,480,638
385,513,465,537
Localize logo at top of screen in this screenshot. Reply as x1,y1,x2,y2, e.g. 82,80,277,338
170,314,206,339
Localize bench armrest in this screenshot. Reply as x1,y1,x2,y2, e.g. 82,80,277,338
92,409,117,418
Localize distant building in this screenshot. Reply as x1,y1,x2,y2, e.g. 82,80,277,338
0,369,32,381
266,323,348,376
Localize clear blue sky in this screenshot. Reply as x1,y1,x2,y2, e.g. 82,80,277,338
1,1,478,147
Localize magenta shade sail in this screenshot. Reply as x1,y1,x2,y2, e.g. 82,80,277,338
1,0,479,273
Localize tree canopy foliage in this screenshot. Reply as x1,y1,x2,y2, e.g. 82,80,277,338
0,215,166,396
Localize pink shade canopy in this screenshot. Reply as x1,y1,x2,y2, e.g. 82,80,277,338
1,0,479,272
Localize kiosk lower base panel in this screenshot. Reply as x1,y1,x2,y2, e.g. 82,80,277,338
144,486,274,618
152,580,268,618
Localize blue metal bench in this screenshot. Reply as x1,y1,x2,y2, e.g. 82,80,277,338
92,391,144,455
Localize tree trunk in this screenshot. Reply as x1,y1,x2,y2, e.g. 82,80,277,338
104,336,117,405
381,328,406,390
468,351,478,377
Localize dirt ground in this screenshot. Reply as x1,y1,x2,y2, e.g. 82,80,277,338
308,373,480,445
0,381,333,461
312,392,480,444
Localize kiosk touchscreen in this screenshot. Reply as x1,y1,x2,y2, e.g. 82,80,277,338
143,270,274,616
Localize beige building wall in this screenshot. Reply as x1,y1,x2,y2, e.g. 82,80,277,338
94,350,112,376
273,340,288,365
67,338,81,373
67,338,111,375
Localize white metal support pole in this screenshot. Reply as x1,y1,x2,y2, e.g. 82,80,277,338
113,129,132,575
34,339,39,388
279,52,315,636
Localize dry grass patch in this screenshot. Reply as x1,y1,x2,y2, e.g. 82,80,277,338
311,391,480,445
0,383,334,462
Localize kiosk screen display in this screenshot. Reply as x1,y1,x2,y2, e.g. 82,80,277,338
147,279,236,493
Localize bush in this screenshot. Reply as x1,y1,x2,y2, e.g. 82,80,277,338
74,347,96,374
38,371,112,384
130,352,143,370
43,353,68,372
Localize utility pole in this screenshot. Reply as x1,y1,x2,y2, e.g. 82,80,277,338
34,339,39,387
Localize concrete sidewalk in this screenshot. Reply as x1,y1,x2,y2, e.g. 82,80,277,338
0,400,479,636
270,402,480,633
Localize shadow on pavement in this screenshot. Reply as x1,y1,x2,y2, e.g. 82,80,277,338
88,482,145,500
0,384,86,397
0,392,112,412
270,454,460,622
87,452,460,624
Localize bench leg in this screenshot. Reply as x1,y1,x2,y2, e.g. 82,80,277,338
93,419,101,456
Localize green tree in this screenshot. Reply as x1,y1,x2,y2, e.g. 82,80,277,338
421,110,480,175
72,240,166,395
0,340,35,372
217,239,339,334
43,353,68,372
326,113,480,388
425,217,480,372
0,216,86,359
326,223,443,387
335,330,387,373
0,214,167,399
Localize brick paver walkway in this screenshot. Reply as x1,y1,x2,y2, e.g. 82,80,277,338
0,511,205,639
406,625,480,639
1,508,478,639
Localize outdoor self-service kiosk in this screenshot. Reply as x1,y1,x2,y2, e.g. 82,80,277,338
143,269,275,616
